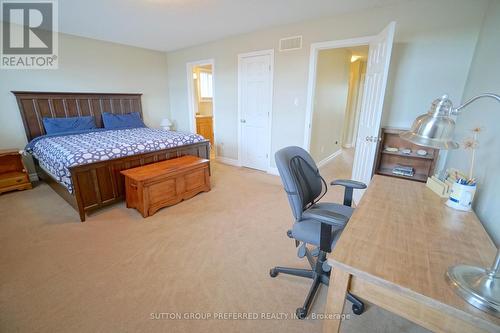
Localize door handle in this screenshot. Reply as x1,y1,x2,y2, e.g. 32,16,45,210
365,136,381,142
240,119,246,123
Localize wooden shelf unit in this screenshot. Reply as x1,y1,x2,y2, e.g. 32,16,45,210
374,128,439,183
380,149,435,160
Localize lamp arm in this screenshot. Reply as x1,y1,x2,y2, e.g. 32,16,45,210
452,93,500,115
451,92,500,276
489,249,500,277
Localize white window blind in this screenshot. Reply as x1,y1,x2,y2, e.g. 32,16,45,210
199,71,213,99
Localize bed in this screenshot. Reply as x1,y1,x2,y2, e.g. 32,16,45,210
14,91,210,222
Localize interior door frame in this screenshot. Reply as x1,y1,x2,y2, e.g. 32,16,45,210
303,36,373,151
237,49,274,172
186,58,217,155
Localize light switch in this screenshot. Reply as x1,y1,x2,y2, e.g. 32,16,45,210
293,97,299,107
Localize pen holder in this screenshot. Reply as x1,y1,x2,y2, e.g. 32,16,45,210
446,182,476,211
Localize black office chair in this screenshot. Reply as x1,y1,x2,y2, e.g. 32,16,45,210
270,146,366,319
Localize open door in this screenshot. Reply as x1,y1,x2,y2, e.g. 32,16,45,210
351,22,395,203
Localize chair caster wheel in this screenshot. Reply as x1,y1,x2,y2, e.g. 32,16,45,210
269,268,278,278
352,303,364,315
296,307,307,319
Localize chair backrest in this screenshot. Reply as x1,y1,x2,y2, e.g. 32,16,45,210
275,146,324,221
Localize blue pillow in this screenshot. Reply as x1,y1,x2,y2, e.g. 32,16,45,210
102,112,145,129
43,116,97,134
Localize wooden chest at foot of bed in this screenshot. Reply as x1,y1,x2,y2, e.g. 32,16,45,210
121,156,210,218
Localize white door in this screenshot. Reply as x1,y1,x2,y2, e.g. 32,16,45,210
239,52,273,171
351,22,396,203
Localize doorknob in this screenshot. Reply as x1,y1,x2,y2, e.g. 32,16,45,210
240,119,246,123
365,136,381,142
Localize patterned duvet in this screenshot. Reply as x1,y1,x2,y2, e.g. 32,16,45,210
26,128,206,193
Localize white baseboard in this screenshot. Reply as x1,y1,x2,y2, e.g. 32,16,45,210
215,156,241,167
216,156,280,176
343,143,354,149
29,173,39,182
317,150,342,168
267,166,279,176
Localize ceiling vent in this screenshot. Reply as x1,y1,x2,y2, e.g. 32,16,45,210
279,35,302,52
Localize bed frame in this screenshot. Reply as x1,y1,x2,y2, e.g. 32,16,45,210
13,91,210,222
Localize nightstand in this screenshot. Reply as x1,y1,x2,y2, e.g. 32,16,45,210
0,149,32,194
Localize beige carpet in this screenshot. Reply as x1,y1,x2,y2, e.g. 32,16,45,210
0,151,429,333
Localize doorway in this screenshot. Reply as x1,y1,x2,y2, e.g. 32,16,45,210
238,49,274,172
304,22,395,202
187,59,215,159
308,46,368,169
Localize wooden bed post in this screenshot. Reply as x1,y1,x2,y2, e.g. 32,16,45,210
71,173,87,222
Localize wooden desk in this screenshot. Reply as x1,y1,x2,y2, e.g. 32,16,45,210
323,175,500,333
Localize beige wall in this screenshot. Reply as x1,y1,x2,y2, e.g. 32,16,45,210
197,101,213,116
0,32,170,150
310,49,350,162
445,0,500,245
166,0,488,165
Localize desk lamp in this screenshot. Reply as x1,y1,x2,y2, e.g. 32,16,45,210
400,93,500,317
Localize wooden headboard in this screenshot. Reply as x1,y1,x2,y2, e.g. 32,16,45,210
12,91,143,142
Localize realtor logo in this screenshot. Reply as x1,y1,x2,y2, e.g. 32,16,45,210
1,0,58,69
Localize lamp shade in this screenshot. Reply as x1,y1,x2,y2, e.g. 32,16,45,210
400,95,459,150
160,118,172,127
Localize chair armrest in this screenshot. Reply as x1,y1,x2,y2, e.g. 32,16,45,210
330,179,367,207
330,179,367,189
302,208,348,253
302,208,348,228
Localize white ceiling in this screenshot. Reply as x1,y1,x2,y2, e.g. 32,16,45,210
58,0,406,52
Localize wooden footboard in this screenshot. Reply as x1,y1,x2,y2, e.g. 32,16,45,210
40,141,210,222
